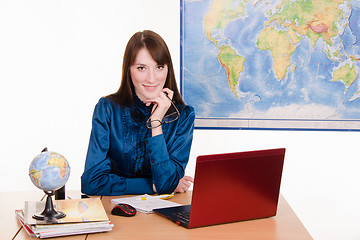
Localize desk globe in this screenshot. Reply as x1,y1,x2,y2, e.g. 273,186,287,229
29,148,70,221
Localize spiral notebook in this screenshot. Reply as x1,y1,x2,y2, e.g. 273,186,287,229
111,194,181,214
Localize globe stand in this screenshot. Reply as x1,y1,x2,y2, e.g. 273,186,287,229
33,190,66,221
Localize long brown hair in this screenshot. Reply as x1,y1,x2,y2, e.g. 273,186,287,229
108,30,184,106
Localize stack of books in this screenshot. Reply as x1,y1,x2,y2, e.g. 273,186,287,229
15,197,113,238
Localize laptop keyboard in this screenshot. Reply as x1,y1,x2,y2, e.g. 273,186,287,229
175,211,190,222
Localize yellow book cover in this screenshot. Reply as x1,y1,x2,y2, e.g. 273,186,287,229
24,197,109,225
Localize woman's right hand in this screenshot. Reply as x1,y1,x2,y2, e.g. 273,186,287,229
146,88,173,122
146,88,174,136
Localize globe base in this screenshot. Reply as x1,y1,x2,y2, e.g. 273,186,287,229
32,190,66,221
33,210,66,221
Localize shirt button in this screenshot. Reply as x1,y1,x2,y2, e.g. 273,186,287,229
151,159,154,163
149,150,152,154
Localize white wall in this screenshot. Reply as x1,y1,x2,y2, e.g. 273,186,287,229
1,1,360,240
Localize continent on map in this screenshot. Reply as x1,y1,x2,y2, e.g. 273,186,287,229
30,169,42,186
332,63,357,90
257,27,298,80
218,45,245,96
203,0,247,96
265,0,344,47
204,0,246,45
48,154,68,178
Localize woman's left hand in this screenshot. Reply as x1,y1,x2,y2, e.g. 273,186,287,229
174,176,194,193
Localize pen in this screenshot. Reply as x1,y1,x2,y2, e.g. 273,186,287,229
139,194,174,201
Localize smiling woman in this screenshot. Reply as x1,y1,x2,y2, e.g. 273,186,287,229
80,30,195,196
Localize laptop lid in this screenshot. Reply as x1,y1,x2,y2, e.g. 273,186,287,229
187,148,285,228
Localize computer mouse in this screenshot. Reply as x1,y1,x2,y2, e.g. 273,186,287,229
111,203,137,217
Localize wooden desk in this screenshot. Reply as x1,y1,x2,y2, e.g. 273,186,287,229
9,191,312,240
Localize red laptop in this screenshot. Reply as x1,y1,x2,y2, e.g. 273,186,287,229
154,148,286,228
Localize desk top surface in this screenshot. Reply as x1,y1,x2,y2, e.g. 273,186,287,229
6,191,312,240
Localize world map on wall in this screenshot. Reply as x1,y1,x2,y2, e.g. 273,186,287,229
181,0,360,129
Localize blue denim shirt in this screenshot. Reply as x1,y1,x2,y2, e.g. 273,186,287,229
81,96,195,196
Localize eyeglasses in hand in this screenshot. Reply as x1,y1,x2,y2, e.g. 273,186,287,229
146,95,180,129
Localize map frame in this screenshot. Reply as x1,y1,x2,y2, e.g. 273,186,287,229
180,0,360,131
